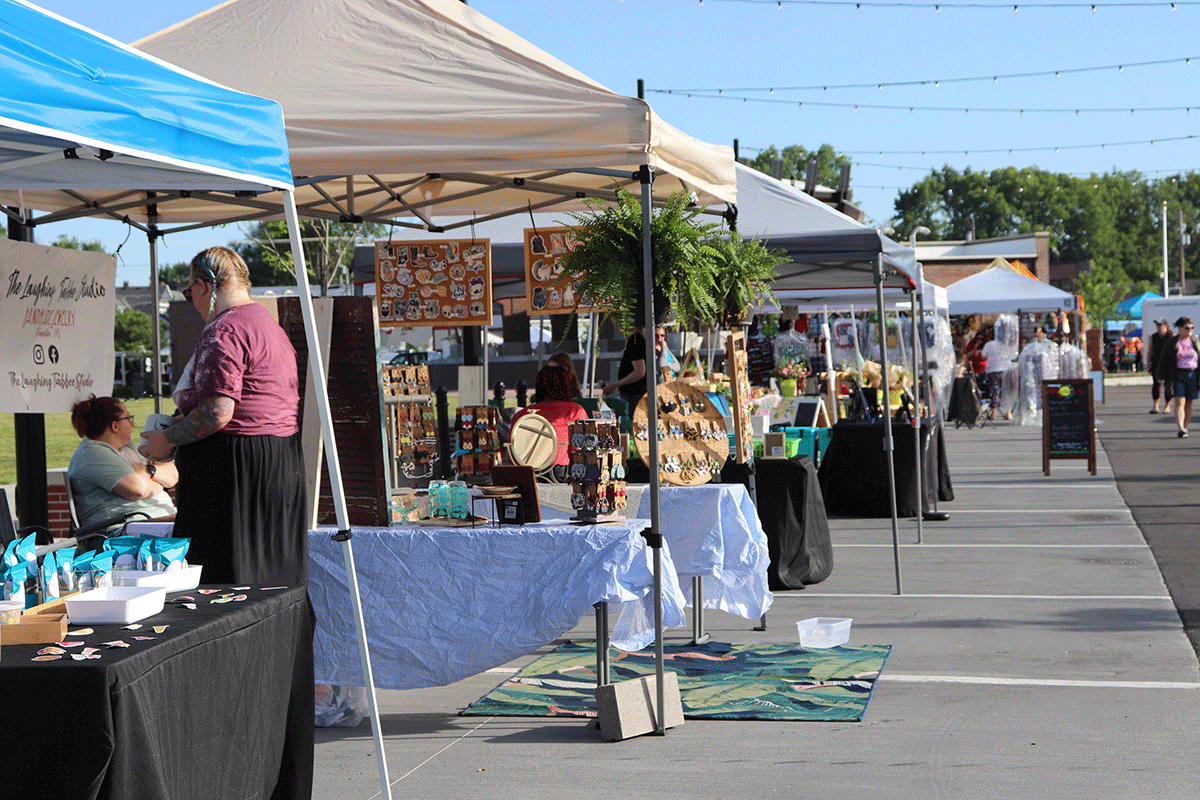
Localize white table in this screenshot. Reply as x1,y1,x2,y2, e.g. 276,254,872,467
636,482,774,642
308,519,687,690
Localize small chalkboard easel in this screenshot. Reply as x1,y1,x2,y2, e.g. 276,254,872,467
1042,379,1097,476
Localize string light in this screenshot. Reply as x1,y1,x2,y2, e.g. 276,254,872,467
652,56,1198,95
655,91,1200,115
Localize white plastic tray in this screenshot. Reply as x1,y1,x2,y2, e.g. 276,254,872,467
114,564,202,592
65,586,167,624
796,617,852,648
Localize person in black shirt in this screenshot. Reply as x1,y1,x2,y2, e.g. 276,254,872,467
1148,318,1172,413
604,328,648,409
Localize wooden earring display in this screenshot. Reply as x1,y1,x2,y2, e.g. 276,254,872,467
385,365,437,479
567,419,626,522
456,405,501,478
631,381,728,487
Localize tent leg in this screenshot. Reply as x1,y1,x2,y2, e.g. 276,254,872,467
910,305,923,545
283,192,392,800
875,254,903,596
639,166,666,735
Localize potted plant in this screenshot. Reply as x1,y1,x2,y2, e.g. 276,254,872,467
773,360,807,398
707,235,783,329
559,188,721,332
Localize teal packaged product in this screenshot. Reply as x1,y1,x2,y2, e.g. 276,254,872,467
2,538,18,569
2,562,28,605
153,538,191,571
102,536,143,569
40,551,59,603
137,538,155,571
89,551,114,589
57,547,77,594
74,552,97,591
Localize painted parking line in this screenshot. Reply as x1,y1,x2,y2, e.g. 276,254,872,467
833,543,1147,548
879,673,1200,690
776,593,1172,600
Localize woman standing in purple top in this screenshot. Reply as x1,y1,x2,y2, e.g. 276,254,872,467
1156,316,1200,438
143,246,312,798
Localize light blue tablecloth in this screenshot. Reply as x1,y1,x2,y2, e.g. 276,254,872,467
308,519,687,690
637,483,774,620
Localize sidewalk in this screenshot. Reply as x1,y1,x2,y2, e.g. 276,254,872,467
314,402,1200,800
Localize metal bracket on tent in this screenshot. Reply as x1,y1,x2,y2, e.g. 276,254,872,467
639,526,663,549
331,528,353,542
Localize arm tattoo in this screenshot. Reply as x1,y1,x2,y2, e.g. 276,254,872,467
164,395,236,446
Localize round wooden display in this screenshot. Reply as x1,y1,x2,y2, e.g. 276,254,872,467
632,381,728,486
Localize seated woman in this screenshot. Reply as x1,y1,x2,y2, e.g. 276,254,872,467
67,395,177,534
510,363,588,481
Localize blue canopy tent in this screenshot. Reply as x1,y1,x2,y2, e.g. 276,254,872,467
0,1,390,795
1115,291,1160,320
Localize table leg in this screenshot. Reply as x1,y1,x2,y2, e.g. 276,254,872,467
690,576,709,645
594,602,610,686
754,614,767,632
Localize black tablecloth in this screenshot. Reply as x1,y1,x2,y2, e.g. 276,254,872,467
1,585,312,800
741,456,833,590
817,419,954,518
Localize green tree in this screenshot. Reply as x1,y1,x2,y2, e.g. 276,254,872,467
233,219,387,292
158,261,191,290
748,143,850,194
1074,259,1152,329
114,309,154,355
892,167,1200,286
50,234,104,252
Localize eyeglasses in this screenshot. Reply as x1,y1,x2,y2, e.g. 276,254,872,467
116,414,134,424
182,278,204,303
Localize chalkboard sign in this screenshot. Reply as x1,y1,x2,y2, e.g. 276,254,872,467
1042,379,1096,476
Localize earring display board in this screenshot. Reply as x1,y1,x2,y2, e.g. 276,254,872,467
522,226,600,315
384,365,437,480
375,238,492,327
456,405,502,477
726,332,754,464
567,419,627,520
632,381,728,486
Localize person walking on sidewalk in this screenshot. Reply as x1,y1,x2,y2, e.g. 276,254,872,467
1148,318,1173,413
1156,316,1200,437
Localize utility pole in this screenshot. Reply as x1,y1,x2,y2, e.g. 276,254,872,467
1181,208,1190,295
1162,202,1169,296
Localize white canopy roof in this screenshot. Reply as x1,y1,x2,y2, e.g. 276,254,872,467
19,0,731,231
946,267,1077,315
731,162,863,238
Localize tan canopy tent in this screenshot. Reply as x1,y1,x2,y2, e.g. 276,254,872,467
13,0,735,232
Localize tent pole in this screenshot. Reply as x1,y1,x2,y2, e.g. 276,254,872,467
584,312,596,397
639,165,666,735
875,253,903,595
822,306,837,424
147,198,162,415
909,299,923,545
283,192,393,800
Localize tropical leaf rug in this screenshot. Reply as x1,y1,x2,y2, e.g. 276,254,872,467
461,640,892,722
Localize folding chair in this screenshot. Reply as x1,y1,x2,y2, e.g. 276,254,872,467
0,487,50,549
506,412,559,482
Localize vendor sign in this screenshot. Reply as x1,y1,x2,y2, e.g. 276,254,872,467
0,240,115,413
374,239,492,327
523,227,599,315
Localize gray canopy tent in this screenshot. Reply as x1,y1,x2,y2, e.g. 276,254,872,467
764,228,922,594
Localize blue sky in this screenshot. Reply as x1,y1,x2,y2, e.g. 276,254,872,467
32,0,1200,285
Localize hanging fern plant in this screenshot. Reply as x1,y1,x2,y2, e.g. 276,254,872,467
558,188,722,332
708,235,784,328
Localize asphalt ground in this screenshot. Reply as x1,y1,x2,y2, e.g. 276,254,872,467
313,386,1200,800
1095,380,1200,659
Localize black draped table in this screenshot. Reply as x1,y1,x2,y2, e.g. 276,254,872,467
1,585,312,800
747,456,834,590
817,419,954,518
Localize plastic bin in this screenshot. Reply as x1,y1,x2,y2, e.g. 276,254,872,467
796,617,852,648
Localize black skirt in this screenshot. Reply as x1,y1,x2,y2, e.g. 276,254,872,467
173,431,313,799
173,431,308,587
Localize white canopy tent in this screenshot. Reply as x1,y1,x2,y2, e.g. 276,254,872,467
946,266,1077,315
0,1,391,796
122,0,740,740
